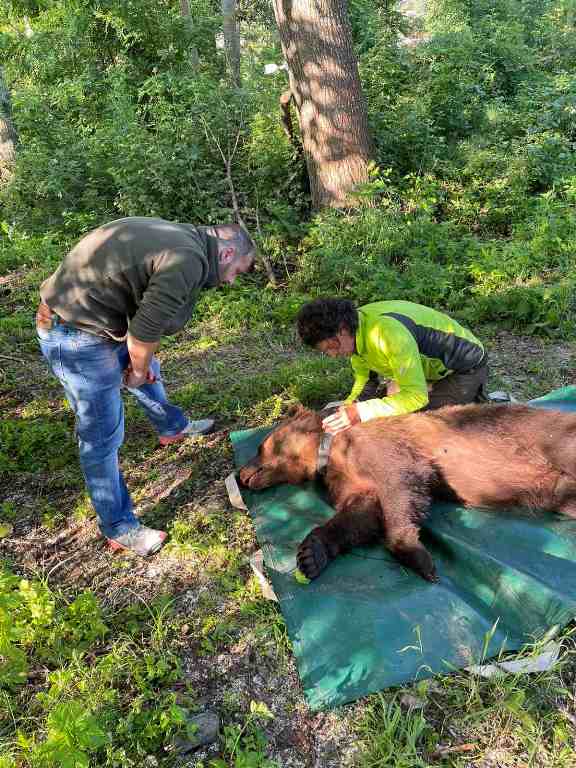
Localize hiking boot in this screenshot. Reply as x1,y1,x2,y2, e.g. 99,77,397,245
158,418,215,446
107,525,167,557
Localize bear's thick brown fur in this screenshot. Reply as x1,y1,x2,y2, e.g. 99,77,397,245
239,403,576,582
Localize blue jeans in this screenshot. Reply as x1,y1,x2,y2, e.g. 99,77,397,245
37,324,188,538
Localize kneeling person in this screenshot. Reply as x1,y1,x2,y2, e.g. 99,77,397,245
297,298,487,435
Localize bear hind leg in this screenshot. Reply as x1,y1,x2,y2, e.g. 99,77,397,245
554,474,576,518
384,522,438,582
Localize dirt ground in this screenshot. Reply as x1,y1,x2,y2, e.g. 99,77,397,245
1,325,575,767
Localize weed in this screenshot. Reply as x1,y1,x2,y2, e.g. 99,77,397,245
0,563,197,764
0,502,17,522
0,418,76,474
210,701,278,768
356,694,436,767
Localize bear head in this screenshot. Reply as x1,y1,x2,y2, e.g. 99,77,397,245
239,407,323,490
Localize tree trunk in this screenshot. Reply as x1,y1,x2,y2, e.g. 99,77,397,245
0,68,18,182
180,0,200,68
272,0,373,210
222,0,241,88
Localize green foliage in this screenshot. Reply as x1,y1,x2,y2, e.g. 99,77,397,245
210,700,278,768
0,561,194,764
2,0,575,336
0,226,64,273
0,0,295,235
0,567,108,690
356,694,436,767
348,0,407,56
30,700,108,768
0,418,76,473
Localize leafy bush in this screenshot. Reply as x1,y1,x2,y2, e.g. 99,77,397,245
27,700,109,768
0,418,76,473
290,195,576,336
0,563,192,764
0,568,108,690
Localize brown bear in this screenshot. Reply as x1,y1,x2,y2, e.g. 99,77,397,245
239,403,576,583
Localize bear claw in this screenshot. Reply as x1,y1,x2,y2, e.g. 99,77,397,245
297,533,329,580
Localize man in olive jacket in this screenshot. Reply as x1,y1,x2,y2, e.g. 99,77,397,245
37,217,256,556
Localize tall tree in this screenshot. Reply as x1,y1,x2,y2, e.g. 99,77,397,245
222,0,241,87
0,67,18,183
272,0,373,210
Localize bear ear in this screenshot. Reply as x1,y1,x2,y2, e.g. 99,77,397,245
286,403,306,418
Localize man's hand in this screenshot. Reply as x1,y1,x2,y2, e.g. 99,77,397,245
125,334,160,388
322,404,361,435
123,364,156,389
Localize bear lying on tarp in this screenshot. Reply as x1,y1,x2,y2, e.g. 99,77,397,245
239,403,576,583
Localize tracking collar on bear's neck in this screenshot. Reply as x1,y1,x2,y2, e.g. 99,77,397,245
316,432,334,477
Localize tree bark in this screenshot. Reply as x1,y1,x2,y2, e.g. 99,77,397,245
0,67,17,182
272,0,373,210
222,0,241,88
180,0,200,68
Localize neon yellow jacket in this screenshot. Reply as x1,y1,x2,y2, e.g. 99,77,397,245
345,301,485,421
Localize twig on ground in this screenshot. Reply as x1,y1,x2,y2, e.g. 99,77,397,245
45,552,82,582
431,743,478,760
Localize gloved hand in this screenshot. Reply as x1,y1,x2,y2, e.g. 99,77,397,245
321,404,361,435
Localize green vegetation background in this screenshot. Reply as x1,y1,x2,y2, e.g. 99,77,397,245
1,0,575,765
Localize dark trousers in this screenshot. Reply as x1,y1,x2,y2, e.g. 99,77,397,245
425,362,489,410
359,362,489,410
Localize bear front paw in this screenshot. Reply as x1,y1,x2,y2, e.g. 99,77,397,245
297,533,330,580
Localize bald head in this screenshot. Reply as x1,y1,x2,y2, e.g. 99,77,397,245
212,224,256,259
209,223,256,285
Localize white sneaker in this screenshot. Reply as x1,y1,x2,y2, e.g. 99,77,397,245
107,525,167,556
159,418,215,446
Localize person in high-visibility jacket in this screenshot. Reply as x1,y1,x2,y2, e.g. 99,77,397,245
297,298,488,435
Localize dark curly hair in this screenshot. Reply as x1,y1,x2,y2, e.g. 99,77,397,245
296,298,359,347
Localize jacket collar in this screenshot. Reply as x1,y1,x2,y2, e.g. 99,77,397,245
203,230,221,287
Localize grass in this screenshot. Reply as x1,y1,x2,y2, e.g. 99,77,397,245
2,258,576,766
2,0,576,762
354,627,576,766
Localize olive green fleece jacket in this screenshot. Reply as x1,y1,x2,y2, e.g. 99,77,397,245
345,301,485,420
40,217,221,342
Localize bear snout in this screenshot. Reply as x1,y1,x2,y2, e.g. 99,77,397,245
239,460,266,489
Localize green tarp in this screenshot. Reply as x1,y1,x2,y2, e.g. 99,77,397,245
230,387,576,710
